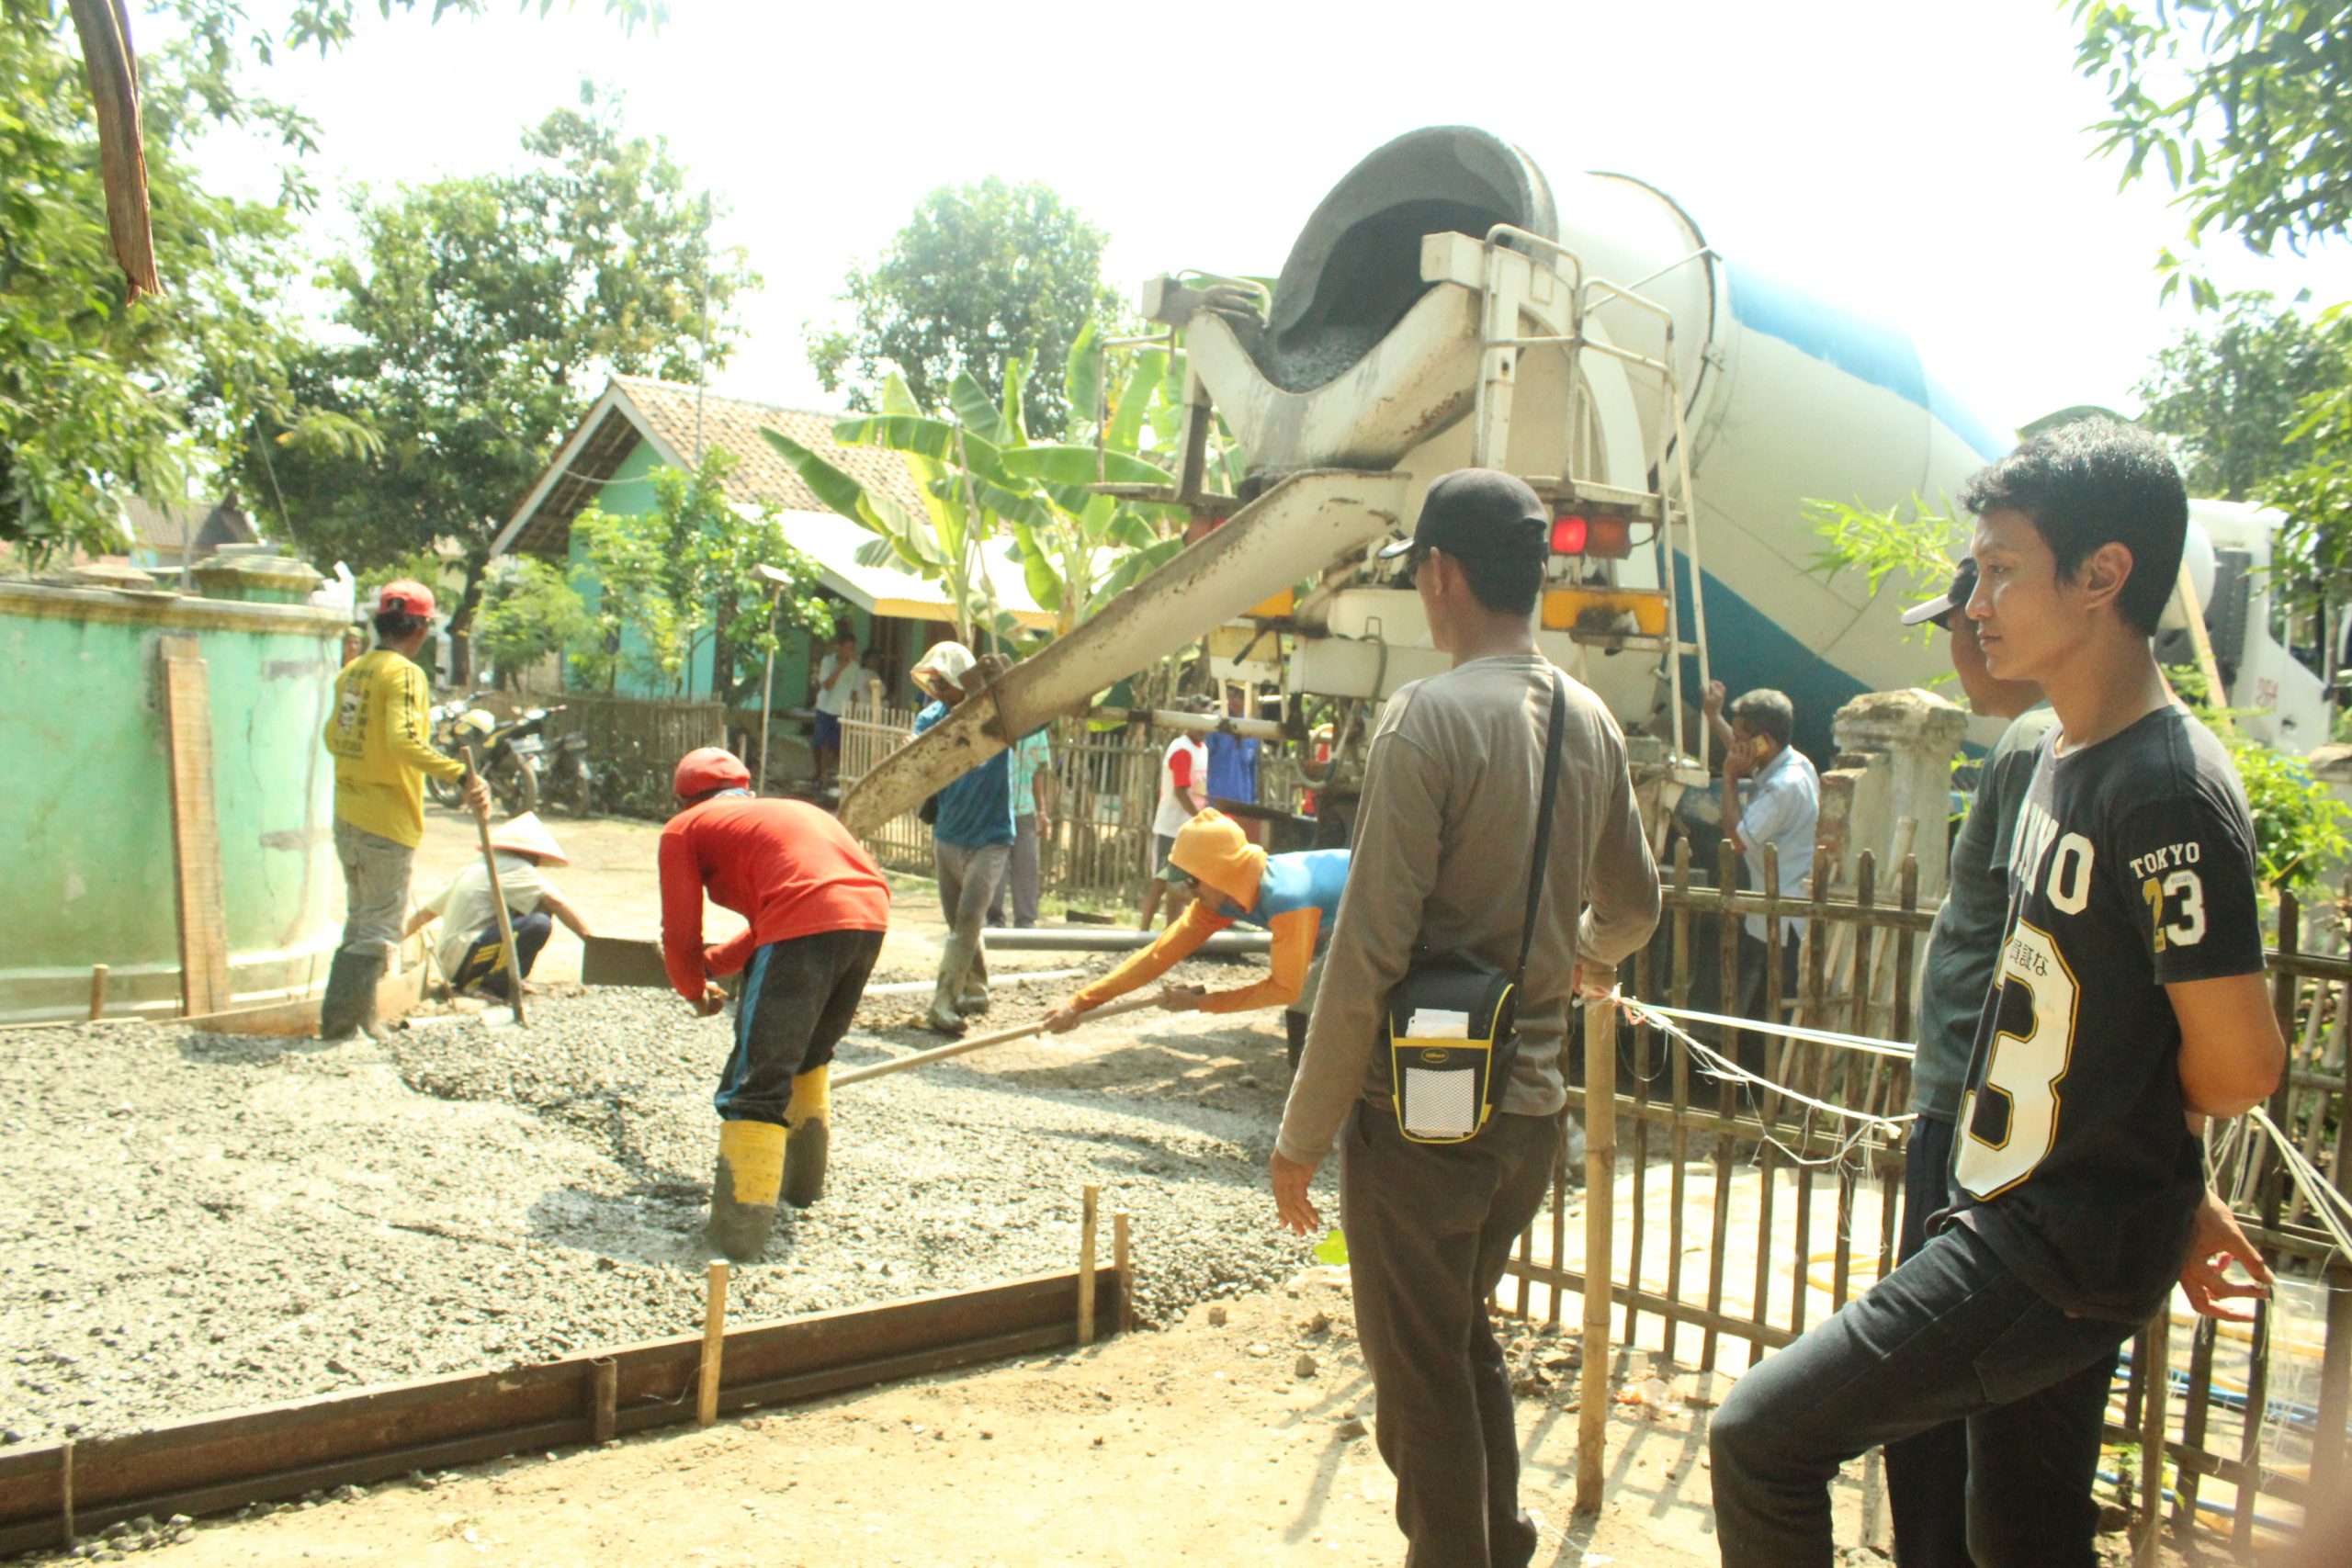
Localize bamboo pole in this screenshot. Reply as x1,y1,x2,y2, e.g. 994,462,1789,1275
832,996,1159,1088
458,744,526,1028
86,965,107,1022
1114,1211,1134,1335
1077,1184,1101,1348
697,1261,728,1427
2134,1314,2169,1565
1576,992,1617,1516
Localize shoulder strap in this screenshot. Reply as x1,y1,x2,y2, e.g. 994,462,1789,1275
1515,671,1570,986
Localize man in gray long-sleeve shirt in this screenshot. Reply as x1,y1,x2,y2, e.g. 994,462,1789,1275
1271,470,1661,1568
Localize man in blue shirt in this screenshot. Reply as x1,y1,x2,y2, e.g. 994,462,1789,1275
1704,682,1819,1073
1204,682,1262,830
911,641,1015,1036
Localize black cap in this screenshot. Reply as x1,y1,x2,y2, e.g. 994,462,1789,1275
1899,558,1978,630
1377,468,1548,562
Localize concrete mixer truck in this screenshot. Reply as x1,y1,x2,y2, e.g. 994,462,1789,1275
839,125,2338,838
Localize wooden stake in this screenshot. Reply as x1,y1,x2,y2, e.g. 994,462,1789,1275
57,1439,73,1549
591,1358,617,1444
2135,1313,2169,1565
1077,1184,1100,1347
86,965,107,1022
1113,1211,1133,1335
459,744,526,1029
697,1261,728,1427
1576,993,1618,1516
159,637,231,1018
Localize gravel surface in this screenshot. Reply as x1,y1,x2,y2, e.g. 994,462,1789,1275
0,970,1315,1445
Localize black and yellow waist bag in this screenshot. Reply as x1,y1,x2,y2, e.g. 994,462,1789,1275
1386,671,1566,1145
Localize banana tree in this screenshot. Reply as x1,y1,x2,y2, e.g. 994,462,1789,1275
761,331,1211,645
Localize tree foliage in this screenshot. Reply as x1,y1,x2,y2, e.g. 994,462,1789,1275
473,556,594,687
0,8,314,561
244,85,754,667
2072,1,2352,258
569,452,830,702
2136,292,2347,500
806,178,1122,438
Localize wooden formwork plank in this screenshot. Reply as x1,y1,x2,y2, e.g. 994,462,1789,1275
580,934,672,989
158,637,231,1018
0,1266,1126,1554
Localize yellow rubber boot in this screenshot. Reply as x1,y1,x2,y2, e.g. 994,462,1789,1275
782,1065,831,1210
707,1119,786,1261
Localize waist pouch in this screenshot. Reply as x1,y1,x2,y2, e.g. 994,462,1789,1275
1386,950,1524,1144
1384,670,1567,1147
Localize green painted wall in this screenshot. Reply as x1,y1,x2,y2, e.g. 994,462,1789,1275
0,585,346,1021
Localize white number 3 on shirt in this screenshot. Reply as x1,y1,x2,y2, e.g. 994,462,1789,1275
1957,921,2080,1198
2142,870,2206,952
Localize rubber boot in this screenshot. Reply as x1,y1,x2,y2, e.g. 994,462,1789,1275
781,1065,831,1209
707,1120,787,1261
957,942,989,1018
927,934,974,1035
1285,1010,1308,1075
318,947,384,1042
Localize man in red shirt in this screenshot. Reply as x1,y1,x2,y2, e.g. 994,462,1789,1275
660,747,892,1260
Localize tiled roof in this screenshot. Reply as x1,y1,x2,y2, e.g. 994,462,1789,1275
120,497,255,555
501,376,928,556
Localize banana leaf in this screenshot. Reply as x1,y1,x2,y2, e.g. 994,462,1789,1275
1094,536,1182,602
1063,320,1103,425
1000,445,1173,488
950,370,1012,449
832,414,1010,482
759,427,928,546
1003,355,1030,447
1006,517,1065,614
1107,349,1165,454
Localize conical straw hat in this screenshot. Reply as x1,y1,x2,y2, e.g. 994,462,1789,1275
487,811,568,865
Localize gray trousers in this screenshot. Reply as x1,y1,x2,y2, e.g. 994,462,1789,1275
933,840,1011,1018
1009,813,1042,927
334,818,413,960
1343,1101,1560,1568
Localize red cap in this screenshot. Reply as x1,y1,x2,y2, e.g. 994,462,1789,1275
673,747,752,800
375,579,437,620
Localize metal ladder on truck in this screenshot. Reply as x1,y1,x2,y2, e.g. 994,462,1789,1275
1457,225,1716,789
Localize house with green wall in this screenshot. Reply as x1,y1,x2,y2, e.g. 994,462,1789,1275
492,375,1051,718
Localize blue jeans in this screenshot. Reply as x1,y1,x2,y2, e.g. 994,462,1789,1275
1883,1117,2120,1568
1710,1223,2129,1568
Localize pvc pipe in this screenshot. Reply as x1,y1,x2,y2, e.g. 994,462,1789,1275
979,928,1271,953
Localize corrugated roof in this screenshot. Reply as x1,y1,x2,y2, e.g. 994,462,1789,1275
767,505,1052,629
120,497,255,555
498,376,929,558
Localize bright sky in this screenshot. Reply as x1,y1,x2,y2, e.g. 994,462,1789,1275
187,0,2352,433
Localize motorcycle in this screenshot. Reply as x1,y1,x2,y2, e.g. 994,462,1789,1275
424,698,559,817
540,719,597,817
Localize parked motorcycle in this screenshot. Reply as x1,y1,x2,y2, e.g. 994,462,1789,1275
540,720,597,817
424,697,557,817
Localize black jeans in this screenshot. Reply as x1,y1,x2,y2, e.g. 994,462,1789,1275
1882,1117,2118,1568
717,929,883,1125
1341,1102,1560,1568
1709,1223,2129,1568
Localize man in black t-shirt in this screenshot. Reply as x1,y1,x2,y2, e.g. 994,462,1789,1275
1709,421,2287,1568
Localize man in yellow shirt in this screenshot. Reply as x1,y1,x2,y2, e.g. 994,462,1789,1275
320,580,488,1038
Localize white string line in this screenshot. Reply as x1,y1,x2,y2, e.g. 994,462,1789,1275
2249,1106,2352,1261
1610,994,1913,1174
1619,999,1918,1061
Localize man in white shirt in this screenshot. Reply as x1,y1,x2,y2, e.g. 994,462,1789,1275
811,630,863,784
1139,708,1210,930
404,812,593,1000
1703,682,1819,1074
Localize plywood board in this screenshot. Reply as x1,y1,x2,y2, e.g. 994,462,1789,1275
158,637,231,1018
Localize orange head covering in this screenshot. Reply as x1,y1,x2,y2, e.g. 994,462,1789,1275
1169,808,1266,910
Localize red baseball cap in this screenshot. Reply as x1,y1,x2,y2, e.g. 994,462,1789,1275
673,747,752,800
375,579,438,620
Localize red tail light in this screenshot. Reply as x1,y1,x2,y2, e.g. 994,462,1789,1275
1552,513,1634,559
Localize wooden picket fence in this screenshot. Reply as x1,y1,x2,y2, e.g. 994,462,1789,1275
837,704,1179,909
1511,839,2349,1558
